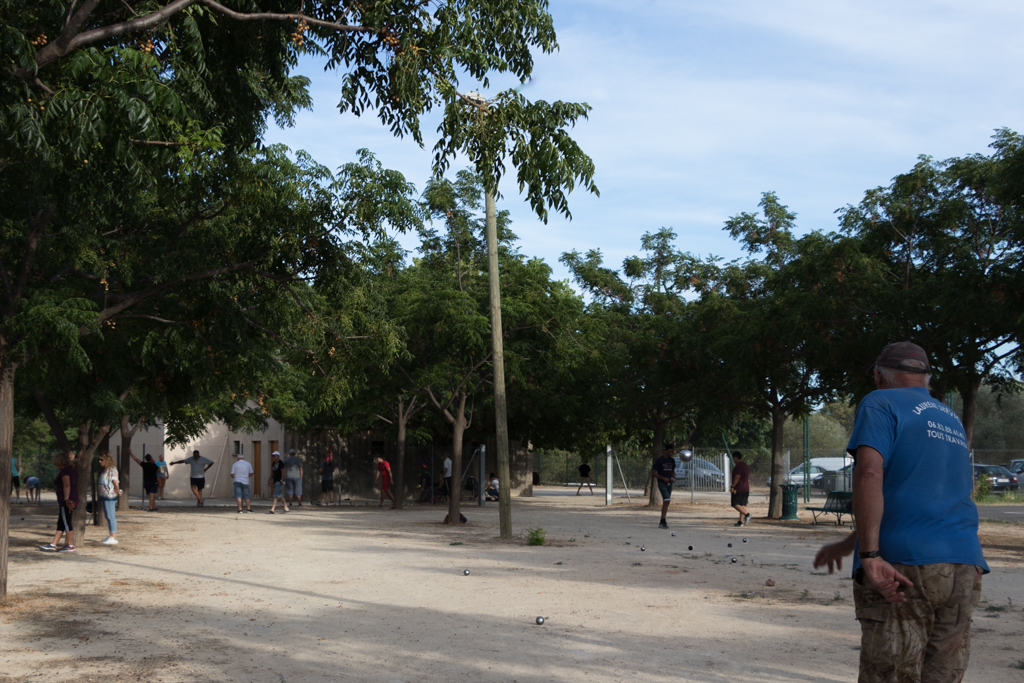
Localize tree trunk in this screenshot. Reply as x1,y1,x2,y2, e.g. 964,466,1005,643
119,415,133,513
394,399,407,511
647,419,667,507
960,375,982,450
767,407,787,519
446,393,468,525
71,422,111,542
0,362,15,602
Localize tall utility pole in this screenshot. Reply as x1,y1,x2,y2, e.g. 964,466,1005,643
485,190,512,539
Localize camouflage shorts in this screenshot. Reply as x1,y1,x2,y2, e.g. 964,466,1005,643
854,563,983,683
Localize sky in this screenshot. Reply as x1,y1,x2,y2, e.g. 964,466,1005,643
265,0,1024,282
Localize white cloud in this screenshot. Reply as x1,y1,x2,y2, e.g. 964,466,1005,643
265,1,1024,280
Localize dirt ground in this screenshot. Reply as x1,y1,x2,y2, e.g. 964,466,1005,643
1,490,1022,683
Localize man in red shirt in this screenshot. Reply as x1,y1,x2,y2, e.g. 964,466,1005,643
731,451,750,527
374,457,395,509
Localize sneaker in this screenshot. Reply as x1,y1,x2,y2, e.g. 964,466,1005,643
38,543,57,552
58,545,75,553
744,513,751,526
245,509,253,513
658,519,668,529
733,521,743,527
267,510,275,514
102,537,118,545
237,510,244,514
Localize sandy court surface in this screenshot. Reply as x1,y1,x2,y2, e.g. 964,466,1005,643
1,491,1022,682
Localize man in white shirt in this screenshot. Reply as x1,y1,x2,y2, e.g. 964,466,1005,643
442,456,453,503
230,453,254,513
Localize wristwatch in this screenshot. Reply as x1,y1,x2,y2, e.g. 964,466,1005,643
858,550,881,559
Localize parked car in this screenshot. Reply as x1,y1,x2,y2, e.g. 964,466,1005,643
1005,459,1024,476
767,457,852,486
974,464,1020,492
817,463,854,492
673,458,726,488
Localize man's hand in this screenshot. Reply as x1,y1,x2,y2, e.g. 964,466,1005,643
66,500,76,510
730,487,737,494
862,557,914,604
813,532,856,574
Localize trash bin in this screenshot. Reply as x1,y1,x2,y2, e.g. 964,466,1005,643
780,483,801,520
532,470,540,486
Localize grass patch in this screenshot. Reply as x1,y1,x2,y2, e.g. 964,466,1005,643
449,541,463,546
1011,659,1024,670
631,562,642,566
984,605,1008,613
976,490,1024,505
526,527,546,546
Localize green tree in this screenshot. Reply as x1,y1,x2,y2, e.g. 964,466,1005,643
838,131,1024,445
563,229,729,505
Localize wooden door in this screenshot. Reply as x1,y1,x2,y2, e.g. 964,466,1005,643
252,441,262,497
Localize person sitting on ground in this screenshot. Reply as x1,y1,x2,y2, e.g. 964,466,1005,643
25,475,41,504
130,451,161,512
485,473,499,501
97,451,122,545
39,451,77,552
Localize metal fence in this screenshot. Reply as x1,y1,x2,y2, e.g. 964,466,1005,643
533,447,859,498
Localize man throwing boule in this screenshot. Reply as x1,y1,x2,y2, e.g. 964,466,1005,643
814,341,987,683
652,443,676,529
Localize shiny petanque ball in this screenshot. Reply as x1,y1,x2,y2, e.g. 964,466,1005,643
463,569,470,575
688,545,693,551
535,616,545,625
742,538,747,543
728,543,732,548
640,546,645,551
671,532,676,536
731,558,738,563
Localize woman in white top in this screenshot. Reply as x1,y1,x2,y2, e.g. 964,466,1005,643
97,452,122,545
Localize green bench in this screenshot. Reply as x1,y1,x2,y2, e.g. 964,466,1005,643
806,491,853,526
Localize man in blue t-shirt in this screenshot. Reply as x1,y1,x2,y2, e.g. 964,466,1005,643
651,443,676,529
814,341,987,682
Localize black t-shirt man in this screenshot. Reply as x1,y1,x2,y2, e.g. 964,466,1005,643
321,461,334,482
271,458,285,483
578,463,592,478
140,461,159,483
652,455,676,482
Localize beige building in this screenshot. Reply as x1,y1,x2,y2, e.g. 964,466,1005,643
112,419,286,501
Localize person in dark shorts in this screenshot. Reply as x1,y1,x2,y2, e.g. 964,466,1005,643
39,452,78,552
417,462,434,504
11,456,21,502
170,450,214,507
267,450,289,514
130,450,160,511
652,443,677,529
282,448,304,506
576,462,594,495
730,451,750,527
319,453,336,506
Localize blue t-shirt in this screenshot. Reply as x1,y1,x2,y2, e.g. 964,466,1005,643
848,386,988,575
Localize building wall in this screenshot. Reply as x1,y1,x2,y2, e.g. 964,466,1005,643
111,418,286,501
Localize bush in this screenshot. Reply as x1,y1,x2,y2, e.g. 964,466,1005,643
526,527,546,546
